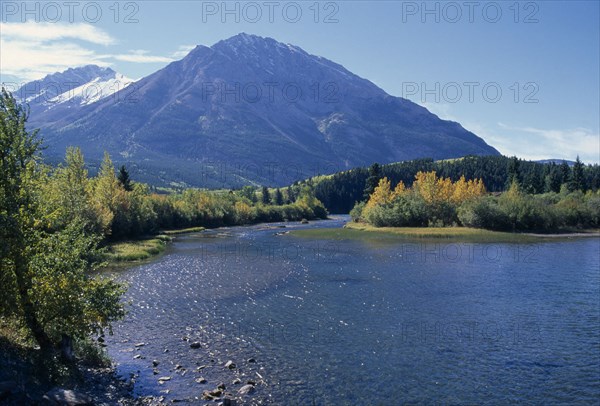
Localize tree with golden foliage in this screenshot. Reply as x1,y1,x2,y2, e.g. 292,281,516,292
365,177,394,210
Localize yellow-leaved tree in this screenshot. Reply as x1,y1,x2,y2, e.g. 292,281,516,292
365,177,394,210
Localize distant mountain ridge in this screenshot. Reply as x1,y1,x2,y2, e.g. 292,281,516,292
16,65,132,115
22,33,499,187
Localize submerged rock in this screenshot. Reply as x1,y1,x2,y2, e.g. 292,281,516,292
237,384,255,395
202,389,222,399
43,388,93,405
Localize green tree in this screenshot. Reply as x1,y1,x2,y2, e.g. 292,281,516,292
274,188,284,205
506,156,520,187
545,163,563,193
560,161,571,188
261,186,271,205
117,164,133,191
0,90,125,354
363,163,382,200
0,88,50,348
569,156,586,192
238,185,257,203
286,186,296,203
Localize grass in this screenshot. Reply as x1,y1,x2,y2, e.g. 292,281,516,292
103,226,206,265
103,235,172,263
162,226,206,235
291,222,547,243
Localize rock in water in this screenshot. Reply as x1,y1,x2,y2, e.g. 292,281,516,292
189,342,201,349
43,388,93,405
202,389,222,400
238,384,256,395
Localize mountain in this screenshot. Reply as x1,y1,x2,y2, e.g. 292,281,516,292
26,34,499,187
17,65,132,118
535,159,576,166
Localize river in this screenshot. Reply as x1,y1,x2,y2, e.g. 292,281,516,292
105,216,600,405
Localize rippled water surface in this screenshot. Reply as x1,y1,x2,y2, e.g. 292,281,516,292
105,216,600,404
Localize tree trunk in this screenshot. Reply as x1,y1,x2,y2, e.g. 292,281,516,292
61,334,74,362
13,254,52,351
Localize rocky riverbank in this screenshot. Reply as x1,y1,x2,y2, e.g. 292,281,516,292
0,334,139,405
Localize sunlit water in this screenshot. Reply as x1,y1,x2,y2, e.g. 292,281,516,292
105,216,600,404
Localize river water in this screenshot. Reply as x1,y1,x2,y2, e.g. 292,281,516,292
105,216,600,405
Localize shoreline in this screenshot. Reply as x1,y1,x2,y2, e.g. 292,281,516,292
104,218,335,266
290,221,600,242
0,326,138,405
103,227,208,266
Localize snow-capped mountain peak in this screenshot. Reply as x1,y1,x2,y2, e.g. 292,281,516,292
17,65,133,109
48,72,133,107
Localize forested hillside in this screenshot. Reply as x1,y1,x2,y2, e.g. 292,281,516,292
309,156,600,213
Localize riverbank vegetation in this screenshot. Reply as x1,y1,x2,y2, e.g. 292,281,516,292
1,89,126,369
292,221,544,243
103,235,171,262
351,169,600,233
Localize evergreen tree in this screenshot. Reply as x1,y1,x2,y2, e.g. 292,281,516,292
274,188,284,205
118,165,133,191
545,163,562,193
286,186,296,203
363,163,382,200
560,161,571,188
261,186,271,205
569,156,586,191
507,156,520,187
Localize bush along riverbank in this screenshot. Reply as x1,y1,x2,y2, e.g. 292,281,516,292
351,171,600,233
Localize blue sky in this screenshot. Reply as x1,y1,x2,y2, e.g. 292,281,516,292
1,1,599,162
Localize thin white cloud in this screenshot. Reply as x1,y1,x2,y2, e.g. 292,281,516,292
112,50,174,63
0,22,115,45
418,102,600,164
0,22,178,82
171,45,196,59
496,123,600,163
0,38,110,81
464,121,600,164
1,22,115,81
